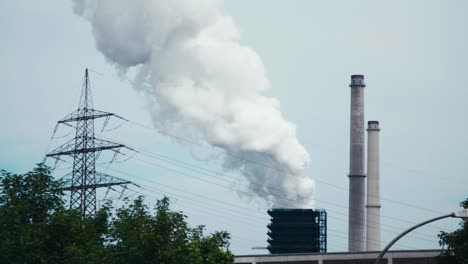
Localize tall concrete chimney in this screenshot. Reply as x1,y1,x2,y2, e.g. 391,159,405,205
366,121,381,251
348,74,366,252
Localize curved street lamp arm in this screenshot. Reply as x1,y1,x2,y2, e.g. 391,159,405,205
375,213,455,264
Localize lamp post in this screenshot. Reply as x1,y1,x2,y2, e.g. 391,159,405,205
375,209,468,264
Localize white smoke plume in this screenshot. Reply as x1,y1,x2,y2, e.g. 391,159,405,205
73,0,314,208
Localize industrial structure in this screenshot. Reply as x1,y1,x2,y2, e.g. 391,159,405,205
267,209,327,254
235,249,442,264
263,75,383,255
347,75,367,252
366,121,381,251
45,69,135,216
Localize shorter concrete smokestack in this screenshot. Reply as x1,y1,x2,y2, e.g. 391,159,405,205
366,121,381,251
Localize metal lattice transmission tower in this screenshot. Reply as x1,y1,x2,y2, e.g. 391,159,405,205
46,69,133,216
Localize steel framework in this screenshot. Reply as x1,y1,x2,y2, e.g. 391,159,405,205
267,208,327,254
46,69,132,216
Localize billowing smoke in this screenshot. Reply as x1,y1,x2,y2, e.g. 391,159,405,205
73,0,314,208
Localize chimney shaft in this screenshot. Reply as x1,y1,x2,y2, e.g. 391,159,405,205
348,75,366,252
366,121,381,251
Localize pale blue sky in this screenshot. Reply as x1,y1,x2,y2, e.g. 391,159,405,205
1,0,467,254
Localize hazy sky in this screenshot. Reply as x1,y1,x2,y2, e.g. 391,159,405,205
1,0,467,254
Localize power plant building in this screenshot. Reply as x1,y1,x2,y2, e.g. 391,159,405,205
267,209,327,254
265,75,383,256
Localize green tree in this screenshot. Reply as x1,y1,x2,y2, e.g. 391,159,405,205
0,165,234,264
43,207,110,264
189,226,233,264
0,164,107,263
436,198,468,264
105,196,234,264
0,164,64,263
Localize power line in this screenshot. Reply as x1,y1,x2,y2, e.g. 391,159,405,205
131,144,446,228
96,156,442,245
122,118,448,216
103,140,450,236
95,165,400,249
100,164,428,251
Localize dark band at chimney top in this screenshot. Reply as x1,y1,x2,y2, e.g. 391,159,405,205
350,75,366,87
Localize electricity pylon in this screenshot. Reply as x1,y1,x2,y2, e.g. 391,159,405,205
46,69,133,216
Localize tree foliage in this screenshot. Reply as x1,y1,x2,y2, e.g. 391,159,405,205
0,165,234,264
436,198,468,264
